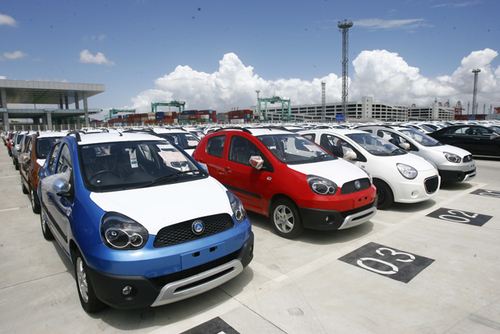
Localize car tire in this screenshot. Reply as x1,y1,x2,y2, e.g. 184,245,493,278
40,207,54,241
73,251,106,314
30,188,41,214
374,179,394,210
21,177,29,194
270,198,304,239
14,160,19,170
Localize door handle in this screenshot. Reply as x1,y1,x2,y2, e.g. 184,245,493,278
224,167,232,173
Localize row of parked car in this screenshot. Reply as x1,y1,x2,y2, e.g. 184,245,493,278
0,121,488,313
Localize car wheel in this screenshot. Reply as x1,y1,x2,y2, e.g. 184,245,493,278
30,188,41,214
14,160,19,170
374,180,394,210
270,198,304,239
21,177,28,194
73,252,105,313
40,207,54,241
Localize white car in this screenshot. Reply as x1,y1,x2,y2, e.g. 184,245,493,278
300,129,441,209
149,127,200,155
357,126,476,183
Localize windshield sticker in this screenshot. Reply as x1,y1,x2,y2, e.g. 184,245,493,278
95,145,111,157
126,148,139,168
156,144,174,151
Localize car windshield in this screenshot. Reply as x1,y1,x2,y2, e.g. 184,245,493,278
346,133,406,156
258,134,335,164
156,132,200,149
399,129,442,147
79,140,204,192
489,126,500,134
36,137,61,159
16,134,25,145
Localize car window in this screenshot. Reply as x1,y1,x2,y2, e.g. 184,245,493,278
79,141,202,192
229,135,267,166
47,142,61,173
346,133,406,156
302,133,316,141
37,137,61,159
56,144,72,175
320,134,356,158
206,135,225,157
448,126,470,135
258,134,334,164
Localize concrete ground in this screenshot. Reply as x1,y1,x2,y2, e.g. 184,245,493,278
1,143,499,334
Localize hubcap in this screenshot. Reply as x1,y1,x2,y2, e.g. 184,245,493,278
273,205,294,233
76,257,89,303
41,210,47,233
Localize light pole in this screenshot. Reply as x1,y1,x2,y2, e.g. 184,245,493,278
471,69,481,118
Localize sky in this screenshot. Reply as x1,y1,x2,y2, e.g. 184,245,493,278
0,0,499,114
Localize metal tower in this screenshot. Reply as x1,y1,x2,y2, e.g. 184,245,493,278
471,69,481,117
321,82,326,122
338,19,353,116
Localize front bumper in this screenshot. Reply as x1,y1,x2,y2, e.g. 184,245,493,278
439,168,476,182
299,203,376,231
392,170,440,204
85,232,254,309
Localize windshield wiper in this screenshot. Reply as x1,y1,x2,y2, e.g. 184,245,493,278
146,170,202,187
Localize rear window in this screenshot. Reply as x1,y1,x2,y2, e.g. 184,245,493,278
206,135,225,157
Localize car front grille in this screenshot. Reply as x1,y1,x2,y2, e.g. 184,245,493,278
154,213,234,248
463,155,473,162
341,178,371,194
424,176,439,194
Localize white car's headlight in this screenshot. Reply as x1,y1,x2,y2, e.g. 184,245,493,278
227,191,246,222
397,163,418,180
307,175,337,195
444,152,461,163
101,212,149,250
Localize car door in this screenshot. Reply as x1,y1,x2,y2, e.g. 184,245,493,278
224,134,274,214
197,134,229,184
42,143,74,250
473,126,497,156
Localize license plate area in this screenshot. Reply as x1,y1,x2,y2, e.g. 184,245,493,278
181,242,226,270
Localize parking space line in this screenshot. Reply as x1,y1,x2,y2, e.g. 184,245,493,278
0,206,23,213
0,270,69,291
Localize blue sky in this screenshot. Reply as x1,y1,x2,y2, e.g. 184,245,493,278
1,0,499,111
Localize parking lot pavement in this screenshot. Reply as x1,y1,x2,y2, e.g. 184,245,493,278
1,142,499,334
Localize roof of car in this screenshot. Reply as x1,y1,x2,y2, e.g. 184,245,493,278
301,128,365,136
37,131,67,139
211,127,293,137
151,127,189,134
75,132,166,145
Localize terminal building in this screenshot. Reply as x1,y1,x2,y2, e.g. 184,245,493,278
259,96,455,122
260,97,408,122
0,79,104,130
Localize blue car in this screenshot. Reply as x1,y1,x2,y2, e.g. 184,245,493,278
38,131,253,313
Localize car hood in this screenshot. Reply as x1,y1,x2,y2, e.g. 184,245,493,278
89,176,232,235
376,153,437,171
287,159,369,186
423,144,471,158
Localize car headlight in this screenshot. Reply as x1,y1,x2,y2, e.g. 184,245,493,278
307,175,337,195
396,163,418,180
227,191,246,222
444,152,461,163
101,212,149,250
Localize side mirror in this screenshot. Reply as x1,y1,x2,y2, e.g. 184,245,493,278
53,176,71,197
343,148,357,161
249,155,264,170
400,142,411,150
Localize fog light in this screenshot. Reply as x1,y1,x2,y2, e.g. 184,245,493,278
122,285,133,296
411,191,419,198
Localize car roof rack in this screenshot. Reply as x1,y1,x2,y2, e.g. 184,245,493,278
67,130,81,142
214,127,252,133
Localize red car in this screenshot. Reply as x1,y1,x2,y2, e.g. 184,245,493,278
193,128,377,238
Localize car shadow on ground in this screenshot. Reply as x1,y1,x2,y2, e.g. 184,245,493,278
49,238,254,331
385,199,437,213
247,212,374,245
440,182,474,191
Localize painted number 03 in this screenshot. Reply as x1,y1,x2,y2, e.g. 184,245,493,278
356,247,415,275
438,209,478,223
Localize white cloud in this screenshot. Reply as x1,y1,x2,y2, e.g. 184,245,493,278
79,49,114,65
354,18,429,30
0,13,16,27
432,0,481,8
1,50,26,60
130,49,500,113
0,75,6,79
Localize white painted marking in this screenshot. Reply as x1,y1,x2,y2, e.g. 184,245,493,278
0,207,22,213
